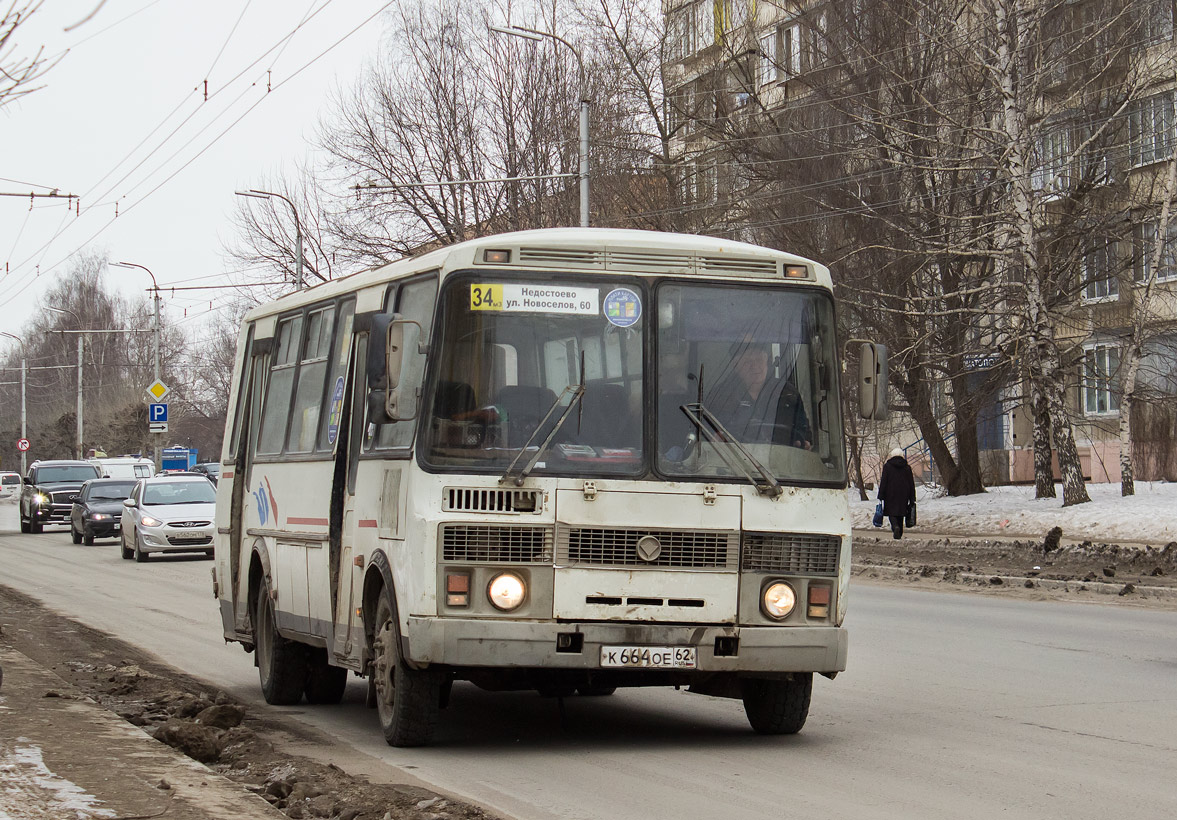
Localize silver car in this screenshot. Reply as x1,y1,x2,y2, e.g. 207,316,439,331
120,475,216,562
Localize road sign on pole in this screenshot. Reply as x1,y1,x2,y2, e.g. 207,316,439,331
17,438,30,451
149,403,168,423
146,379,170,402
149,421,168,434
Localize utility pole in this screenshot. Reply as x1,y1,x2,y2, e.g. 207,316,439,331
76,335,83,458
111,262,162,469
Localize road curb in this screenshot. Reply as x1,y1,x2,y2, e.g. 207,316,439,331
852,562,1177,600
0,644,283,820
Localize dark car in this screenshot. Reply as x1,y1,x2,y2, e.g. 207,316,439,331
70,478,137,545
190,463,220,485
19,460,102,533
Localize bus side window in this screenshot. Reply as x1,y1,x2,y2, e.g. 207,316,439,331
257,315,303,455
227,325,254,461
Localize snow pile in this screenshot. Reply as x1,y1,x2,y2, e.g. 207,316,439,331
850,481,1177,544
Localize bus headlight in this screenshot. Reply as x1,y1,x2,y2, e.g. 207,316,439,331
762,581,796,620
487,572,526,611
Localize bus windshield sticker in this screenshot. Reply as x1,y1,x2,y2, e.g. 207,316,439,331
470,283,598,315
603,287,641,327
327,375,346,444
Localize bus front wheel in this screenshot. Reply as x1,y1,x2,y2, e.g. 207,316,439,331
372,593,440,747
741,673,812,735
255,585,306,705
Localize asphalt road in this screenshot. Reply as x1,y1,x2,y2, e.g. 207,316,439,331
2,498,1175,820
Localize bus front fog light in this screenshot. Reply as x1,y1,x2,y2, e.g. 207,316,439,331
487,572,526,611
762,581,796,620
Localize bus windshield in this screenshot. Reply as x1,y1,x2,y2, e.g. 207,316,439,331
657,283,844,484
422,275,645,475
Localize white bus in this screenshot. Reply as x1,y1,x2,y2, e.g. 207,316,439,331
212,228,886,746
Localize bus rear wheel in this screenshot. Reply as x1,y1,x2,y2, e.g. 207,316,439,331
741,673,812,735
372,593,440,747
255,584,306,705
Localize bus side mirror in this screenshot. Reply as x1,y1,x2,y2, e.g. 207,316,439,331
366,314,423,424
858,342,889,420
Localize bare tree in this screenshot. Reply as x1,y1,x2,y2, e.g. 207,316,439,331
0,2,55,109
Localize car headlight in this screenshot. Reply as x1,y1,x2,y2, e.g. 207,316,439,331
762,581,797,620
90,513,109,521
139,516,162,527
487,572,526,611
35,493,49,505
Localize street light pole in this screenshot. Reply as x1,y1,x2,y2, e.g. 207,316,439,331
489,24,590,227
235,189,306,289
0,332,27,474
111,262,161,469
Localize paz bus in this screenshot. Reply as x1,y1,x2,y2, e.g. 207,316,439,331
212,227,887,746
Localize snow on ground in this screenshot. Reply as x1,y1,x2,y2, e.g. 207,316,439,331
850,480,1177,544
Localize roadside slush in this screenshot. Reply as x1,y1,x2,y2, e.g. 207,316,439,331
0,641,284,820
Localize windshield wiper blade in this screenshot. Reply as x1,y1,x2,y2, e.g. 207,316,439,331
500,382,587,487
679,402,783,498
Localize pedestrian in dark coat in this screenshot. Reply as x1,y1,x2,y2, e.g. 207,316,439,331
878,447,916,540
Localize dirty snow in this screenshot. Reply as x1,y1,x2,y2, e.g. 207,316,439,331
850,480,1177,544
0,739,116,819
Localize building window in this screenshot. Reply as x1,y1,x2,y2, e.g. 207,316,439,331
1033,126,1071,192
1081,241,1118,302
1132,218,1177,282
1083,343,1120,416
806,10,828,70
1128,92,1175,167
696,1,713,50
782,23,801,76
758,32,776,86
1135,0,1175,48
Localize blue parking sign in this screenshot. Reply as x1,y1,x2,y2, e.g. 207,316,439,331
149,403,168,423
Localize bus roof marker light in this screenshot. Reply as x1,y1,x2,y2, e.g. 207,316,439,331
484,249,511,264
784,265,808,279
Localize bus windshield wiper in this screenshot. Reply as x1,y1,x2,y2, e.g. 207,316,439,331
500,382,587,487
679,402,783,499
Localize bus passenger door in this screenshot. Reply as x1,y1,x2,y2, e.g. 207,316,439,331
327,317,362,662
229,339,267,632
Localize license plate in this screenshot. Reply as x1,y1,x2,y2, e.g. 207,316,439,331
600,646,697,669
176,531,202,540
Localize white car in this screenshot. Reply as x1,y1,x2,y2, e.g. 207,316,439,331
0,472,20,500
120,475,216,562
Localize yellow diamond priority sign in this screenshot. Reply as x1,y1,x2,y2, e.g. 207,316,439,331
146,379,171,402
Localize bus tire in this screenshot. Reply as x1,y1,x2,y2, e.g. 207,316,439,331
741,673,812,735
255,585,306,705
372,593,440,747
304,649,348,705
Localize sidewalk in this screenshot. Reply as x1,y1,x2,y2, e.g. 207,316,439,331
0,645,283,820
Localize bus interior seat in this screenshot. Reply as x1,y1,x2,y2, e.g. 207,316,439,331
576,381,638,448
434,380,476,419
494,385,560,447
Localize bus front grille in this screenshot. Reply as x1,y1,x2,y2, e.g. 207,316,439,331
440,524,553,563
741,532,841,576
556,527,738,570
442,487,542,514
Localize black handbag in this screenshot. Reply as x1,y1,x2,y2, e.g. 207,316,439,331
905,501,917,528
872,502,884,528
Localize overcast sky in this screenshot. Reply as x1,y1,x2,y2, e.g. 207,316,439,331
0,0,393,347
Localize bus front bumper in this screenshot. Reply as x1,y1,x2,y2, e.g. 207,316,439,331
404,617,847,674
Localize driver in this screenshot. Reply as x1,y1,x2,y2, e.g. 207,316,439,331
712,342,811,450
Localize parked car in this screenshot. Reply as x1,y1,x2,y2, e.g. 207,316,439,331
20,460,102,533
190,462,220,485
0,472,20,499
70,478,137,545
120,475,217,562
